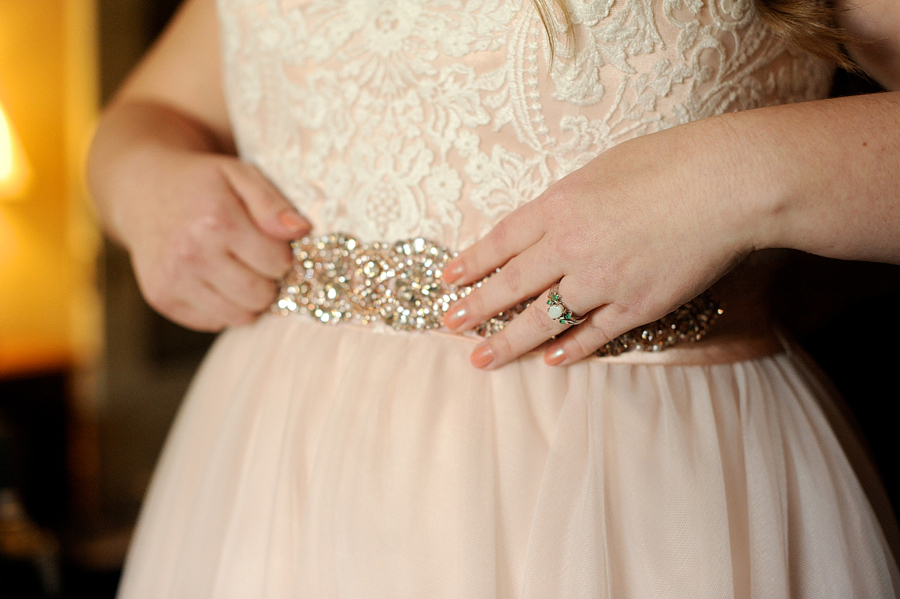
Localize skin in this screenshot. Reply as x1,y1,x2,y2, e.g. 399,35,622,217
89,0,900,366
443,1,900,369
88,0,311,331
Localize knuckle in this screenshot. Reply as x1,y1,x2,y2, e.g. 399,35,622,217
171,232,204,263
501,260,523,295
551,224,593,265
490,218,510,254
539,183,572,217
195,211,237,236
172,219,231,263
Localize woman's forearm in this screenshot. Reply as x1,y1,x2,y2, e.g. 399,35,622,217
717,91,900,264
87,0,235,246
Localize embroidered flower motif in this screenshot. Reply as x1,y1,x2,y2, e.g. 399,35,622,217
220,0,833,248
719,0,750,20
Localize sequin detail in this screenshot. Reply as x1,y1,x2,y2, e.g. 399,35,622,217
594,294,723,357
272,234,722,355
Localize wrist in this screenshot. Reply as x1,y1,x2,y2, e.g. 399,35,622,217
708,108,796,256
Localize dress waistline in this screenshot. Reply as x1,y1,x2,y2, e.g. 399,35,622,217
271,233,724,357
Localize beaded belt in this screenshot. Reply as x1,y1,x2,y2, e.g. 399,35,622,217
272,233,722,357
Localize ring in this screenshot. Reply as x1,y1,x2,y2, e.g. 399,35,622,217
546,281,585,326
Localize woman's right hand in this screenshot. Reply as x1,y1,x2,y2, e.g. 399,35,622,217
120,149,310,332
85,0,307,332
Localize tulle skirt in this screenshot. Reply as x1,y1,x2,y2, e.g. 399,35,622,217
116,313,899,598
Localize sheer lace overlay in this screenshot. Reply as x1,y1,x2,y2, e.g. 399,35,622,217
218,0,832,248
112,5,900,598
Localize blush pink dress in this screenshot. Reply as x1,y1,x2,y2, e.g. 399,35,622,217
116,0,900,597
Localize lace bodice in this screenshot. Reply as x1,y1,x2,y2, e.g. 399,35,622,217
218,0,832,248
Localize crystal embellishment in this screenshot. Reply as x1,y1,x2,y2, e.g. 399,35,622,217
273,234,723,356
273,233,465,332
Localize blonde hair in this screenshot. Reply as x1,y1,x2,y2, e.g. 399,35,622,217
531,0,855,69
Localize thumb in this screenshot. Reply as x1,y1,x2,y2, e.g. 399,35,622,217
222,159,311,241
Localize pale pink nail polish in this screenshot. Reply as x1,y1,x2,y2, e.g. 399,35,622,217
471,344,494,368
444,307,467,330
546,348,566,366
443,260,464,284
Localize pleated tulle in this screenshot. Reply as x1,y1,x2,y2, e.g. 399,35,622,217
116,314,899,599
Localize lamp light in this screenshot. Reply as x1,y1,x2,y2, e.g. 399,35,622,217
0,99,30,200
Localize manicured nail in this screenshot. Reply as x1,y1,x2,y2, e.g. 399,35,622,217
546,347,567,366
443,259,464,284
278,210,308,232
444,306,468,330
470,344,495,369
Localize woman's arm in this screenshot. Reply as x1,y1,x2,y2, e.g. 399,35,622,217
88,0,310,331
443,0,900,369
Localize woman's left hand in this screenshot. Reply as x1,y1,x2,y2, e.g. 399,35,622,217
442,117,765,368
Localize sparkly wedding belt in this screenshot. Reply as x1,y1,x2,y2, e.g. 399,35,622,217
272,233,722,357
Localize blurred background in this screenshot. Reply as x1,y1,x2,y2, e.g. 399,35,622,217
0,1,898,598
2,1,207,596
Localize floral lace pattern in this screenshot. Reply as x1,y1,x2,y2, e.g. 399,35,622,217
218,0,832,248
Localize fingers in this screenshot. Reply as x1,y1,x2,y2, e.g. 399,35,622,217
444,200,545,286
171,282,259,332
221,160,311,241
138,263,259,332
215,159,299,277
178,186,295,283
122,152,309,332
136,194,291,331
543,305,642,366
140,252,277,331
208,254,280,313
467,277,597,370
444,242,563,330
228,229,293,279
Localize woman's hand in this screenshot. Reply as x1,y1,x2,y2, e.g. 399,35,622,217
86,0,307,332
120,149,310,332
442,118,760,369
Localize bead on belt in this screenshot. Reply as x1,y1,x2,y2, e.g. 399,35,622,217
271,233,723,357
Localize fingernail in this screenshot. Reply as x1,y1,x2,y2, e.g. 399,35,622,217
278,210,308,233
470,344,495,369
443,259,464,284
444,306,468,330
546,347,567,366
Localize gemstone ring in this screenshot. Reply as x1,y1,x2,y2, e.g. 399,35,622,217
546,281,586,326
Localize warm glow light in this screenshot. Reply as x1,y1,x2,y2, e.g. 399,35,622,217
0,100,30,200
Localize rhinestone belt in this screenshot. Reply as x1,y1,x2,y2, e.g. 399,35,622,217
272,233,722,357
